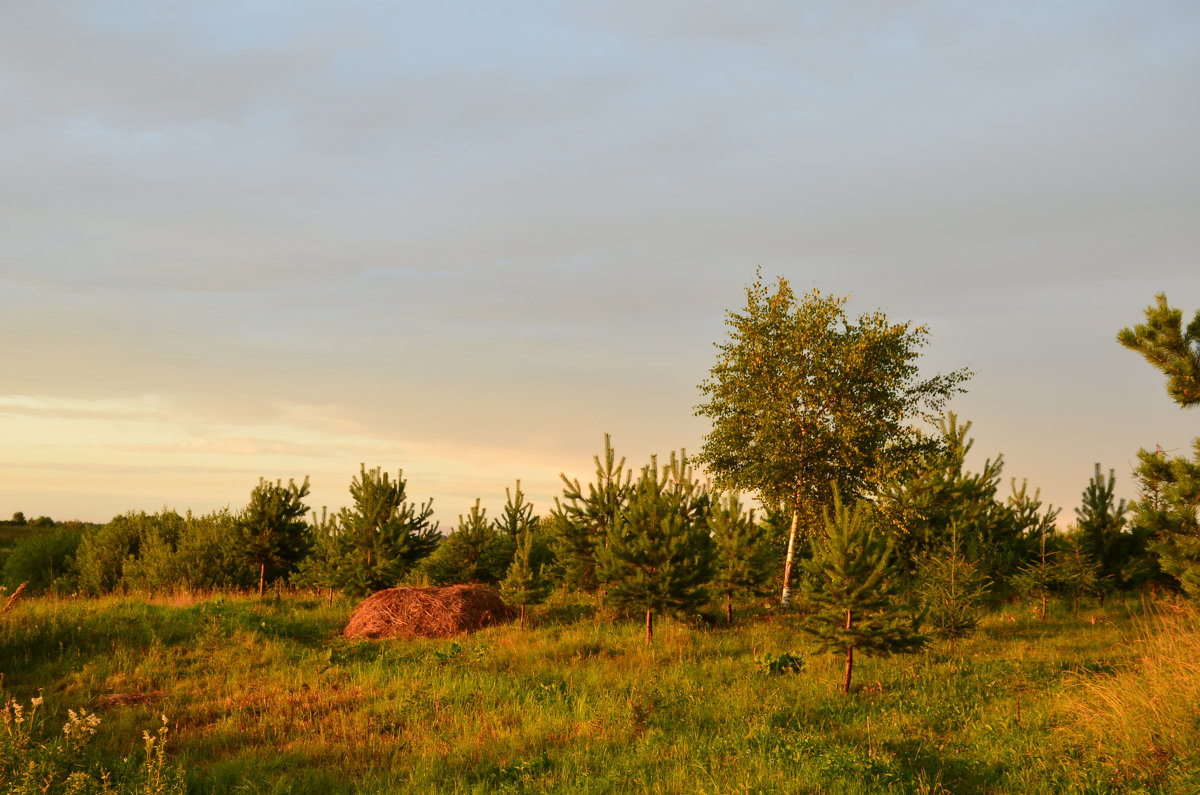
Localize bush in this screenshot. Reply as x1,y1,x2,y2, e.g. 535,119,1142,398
1,524,83,595
75,510,246,596
75,513,145,595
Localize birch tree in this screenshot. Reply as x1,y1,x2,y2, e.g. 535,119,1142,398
696,271,969,604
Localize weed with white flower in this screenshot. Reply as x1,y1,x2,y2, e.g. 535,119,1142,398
1,688,185,794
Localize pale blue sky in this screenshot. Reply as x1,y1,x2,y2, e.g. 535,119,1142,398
1,1,1197,527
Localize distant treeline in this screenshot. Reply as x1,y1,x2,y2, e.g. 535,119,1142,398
0,423,1167,615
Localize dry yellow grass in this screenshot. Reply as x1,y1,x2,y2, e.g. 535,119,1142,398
1061,602,1200,784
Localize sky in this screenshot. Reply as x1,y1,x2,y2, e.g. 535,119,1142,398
1,1,1198,530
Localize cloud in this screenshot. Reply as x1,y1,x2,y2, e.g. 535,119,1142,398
0,0,1198,525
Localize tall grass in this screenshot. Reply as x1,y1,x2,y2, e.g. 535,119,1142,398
1,590,1194,793
1060,603,1200,790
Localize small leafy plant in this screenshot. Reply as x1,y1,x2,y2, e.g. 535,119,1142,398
433,641,463,663
755,651,805,676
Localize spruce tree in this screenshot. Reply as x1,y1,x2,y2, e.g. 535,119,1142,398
596,451,712,644
800,489,925,694
549,434,631,593
235,477,311,597
709,492,774,624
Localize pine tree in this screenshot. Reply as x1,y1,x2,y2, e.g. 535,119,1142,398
501,522,551,627
1075,463,1134,598
1055,533,1101,615
1007,479,1060,563
293,507,349,604
293,466,439,597
800,489,925,694
596,451,713,644
1119,294,1200,598
549,434,631,593
339,465,440,595
1012,533,1059,621
494,480,536,541
914,524,990,649
880,413,1023,590
1131,443,1200,597
495,480,552,626
709,492,774,624
234,477,311,597
1117,292,1200,407
420,499,514,586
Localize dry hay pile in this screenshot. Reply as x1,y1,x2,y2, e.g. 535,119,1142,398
342,585,515,640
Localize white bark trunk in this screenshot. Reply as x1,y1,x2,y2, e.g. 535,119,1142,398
780,508,800,606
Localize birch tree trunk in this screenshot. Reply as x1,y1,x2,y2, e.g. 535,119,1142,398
780,509,800,606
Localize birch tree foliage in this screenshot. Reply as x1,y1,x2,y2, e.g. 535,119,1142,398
695,272,970,601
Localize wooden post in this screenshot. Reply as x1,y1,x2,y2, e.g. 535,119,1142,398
645,608,653,645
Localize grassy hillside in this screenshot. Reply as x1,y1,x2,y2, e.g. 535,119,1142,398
2,592,1196,793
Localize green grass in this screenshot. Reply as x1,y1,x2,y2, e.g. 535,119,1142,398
2,591,1196,793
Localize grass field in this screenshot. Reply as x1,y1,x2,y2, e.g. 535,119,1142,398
2,591,1197,793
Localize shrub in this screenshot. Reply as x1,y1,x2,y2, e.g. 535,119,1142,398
1,524,83,595
75,513,145,595
754,651,805,676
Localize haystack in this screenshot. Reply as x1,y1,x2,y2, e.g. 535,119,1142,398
342,585,515,640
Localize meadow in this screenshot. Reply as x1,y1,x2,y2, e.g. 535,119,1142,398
2,590,1197,794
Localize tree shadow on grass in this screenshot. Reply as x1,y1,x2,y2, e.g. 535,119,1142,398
883,737,1012,793
536,601,598,625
